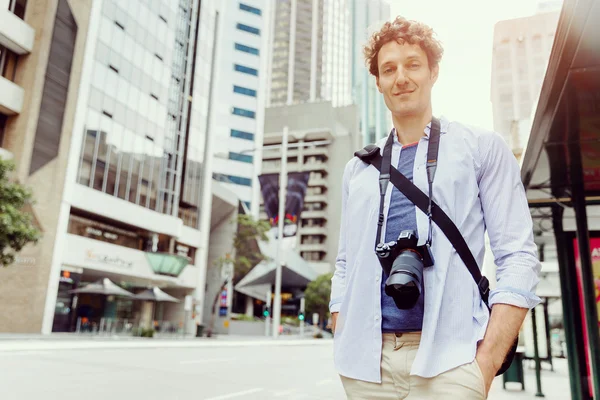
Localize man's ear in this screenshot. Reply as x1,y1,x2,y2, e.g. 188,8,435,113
431,64,439,85
376,76,382,93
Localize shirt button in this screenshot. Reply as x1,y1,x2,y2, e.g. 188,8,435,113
376,275,380,282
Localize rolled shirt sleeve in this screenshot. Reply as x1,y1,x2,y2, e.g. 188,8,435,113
330,160,353,313
477,131,542,309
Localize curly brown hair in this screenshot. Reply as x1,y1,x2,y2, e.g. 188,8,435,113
364,16,444,77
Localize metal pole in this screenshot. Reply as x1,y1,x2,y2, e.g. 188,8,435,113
265,288,272,337
532,307,545,397
543,299,554,371
552,205,587,400
272,127,288,338
568,85,600,398
300,297,305,337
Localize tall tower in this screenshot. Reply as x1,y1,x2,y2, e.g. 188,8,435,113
210,1,272,216
267,0,352,107
491,9,561,156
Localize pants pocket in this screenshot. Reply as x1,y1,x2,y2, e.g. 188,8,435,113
472,359,487,398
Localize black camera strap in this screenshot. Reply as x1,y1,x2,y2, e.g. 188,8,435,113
361,117,490,306
375,118,440,251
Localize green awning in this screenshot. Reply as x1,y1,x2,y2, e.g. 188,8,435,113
145,252,190,277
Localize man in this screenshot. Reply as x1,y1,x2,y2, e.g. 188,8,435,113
329,16,541,399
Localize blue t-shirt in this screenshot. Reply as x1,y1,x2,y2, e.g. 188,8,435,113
381,143,424,333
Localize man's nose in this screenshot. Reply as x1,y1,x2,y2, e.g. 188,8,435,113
394,69,409,86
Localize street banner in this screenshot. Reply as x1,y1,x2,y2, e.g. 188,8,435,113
258,172,310,237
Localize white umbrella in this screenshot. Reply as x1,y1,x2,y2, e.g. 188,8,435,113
133,287,180,303
69,278,134,297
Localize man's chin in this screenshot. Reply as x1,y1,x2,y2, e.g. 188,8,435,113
392,108,420,118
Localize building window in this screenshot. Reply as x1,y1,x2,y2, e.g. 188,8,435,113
235,43,260,56
232,107,256,119
236,23,260,35
233,85,257,97
67,213,141,250
213,173,252,187
8,0,27,20
0,45,19,82
243,201,251,210
234,64,258,76
0,114,7,147
229,152,253,163
231,129,254,141
240,3,261,16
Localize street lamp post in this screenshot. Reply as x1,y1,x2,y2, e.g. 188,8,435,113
272,126,288,338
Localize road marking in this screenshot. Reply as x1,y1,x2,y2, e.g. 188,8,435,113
204,388,263,400
273,389,298,396
180,357,235,365
316,378,333,386
0,350,55,356
0,338,333,353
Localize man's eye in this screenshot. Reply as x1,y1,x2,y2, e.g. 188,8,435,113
383,68,393,74
410,63,420,69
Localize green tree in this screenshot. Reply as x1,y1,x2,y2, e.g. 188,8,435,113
0,158,41,267
206,213,271,337
304,272,334,325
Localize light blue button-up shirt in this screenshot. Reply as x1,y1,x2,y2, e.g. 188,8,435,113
329,116,541,383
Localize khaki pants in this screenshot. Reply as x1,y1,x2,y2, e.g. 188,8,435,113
340,333,486,400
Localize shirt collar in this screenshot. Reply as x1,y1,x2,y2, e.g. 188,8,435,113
391,115,449,145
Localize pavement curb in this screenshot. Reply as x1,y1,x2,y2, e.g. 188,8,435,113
0,338,334,352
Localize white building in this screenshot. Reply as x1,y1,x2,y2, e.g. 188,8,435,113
211,1,273,217
0,0,235,335
490,6,561,156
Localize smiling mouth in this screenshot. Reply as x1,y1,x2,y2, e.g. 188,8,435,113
394,90,414,96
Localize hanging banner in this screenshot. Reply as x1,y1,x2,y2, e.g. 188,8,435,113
258,172,310,238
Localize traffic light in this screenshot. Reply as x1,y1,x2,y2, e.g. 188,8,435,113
262,305,270,318
298,311,305,321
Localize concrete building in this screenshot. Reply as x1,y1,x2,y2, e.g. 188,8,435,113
490,7,561,156
261,102,360,275
210,1,272,216
267,0,352,107
350,0,391,146
0,0,232,335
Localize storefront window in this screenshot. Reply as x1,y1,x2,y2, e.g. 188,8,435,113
68,213,141,250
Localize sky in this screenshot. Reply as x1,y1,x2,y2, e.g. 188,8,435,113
389,0,542,130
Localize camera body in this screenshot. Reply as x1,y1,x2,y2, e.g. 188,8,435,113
375,230,434,309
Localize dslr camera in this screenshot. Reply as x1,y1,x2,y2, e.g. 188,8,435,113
375,230,434,309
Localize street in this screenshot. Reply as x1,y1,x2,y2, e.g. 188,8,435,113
0,340,344,400
0,338,572,400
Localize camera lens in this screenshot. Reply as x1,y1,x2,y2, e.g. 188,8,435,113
384,250,423,309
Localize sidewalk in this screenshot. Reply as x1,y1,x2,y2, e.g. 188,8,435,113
488,358,572,400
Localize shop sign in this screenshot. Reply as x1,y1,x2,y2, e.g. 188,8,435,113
85,249,134,269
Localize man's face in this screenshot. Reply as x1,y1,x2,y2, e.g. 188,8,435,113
376,41,438,118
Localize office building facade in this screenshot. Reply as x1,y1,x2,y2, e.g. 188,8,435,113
267,0,352,107
261,102,360,275
210,1,272,217
0,0,230,334
491,9,560,157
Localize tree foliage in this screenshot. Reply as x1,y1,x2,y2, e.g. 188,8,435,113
304,273,334,321
206,213,270,336
0,159,41,267
214,213,271,283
